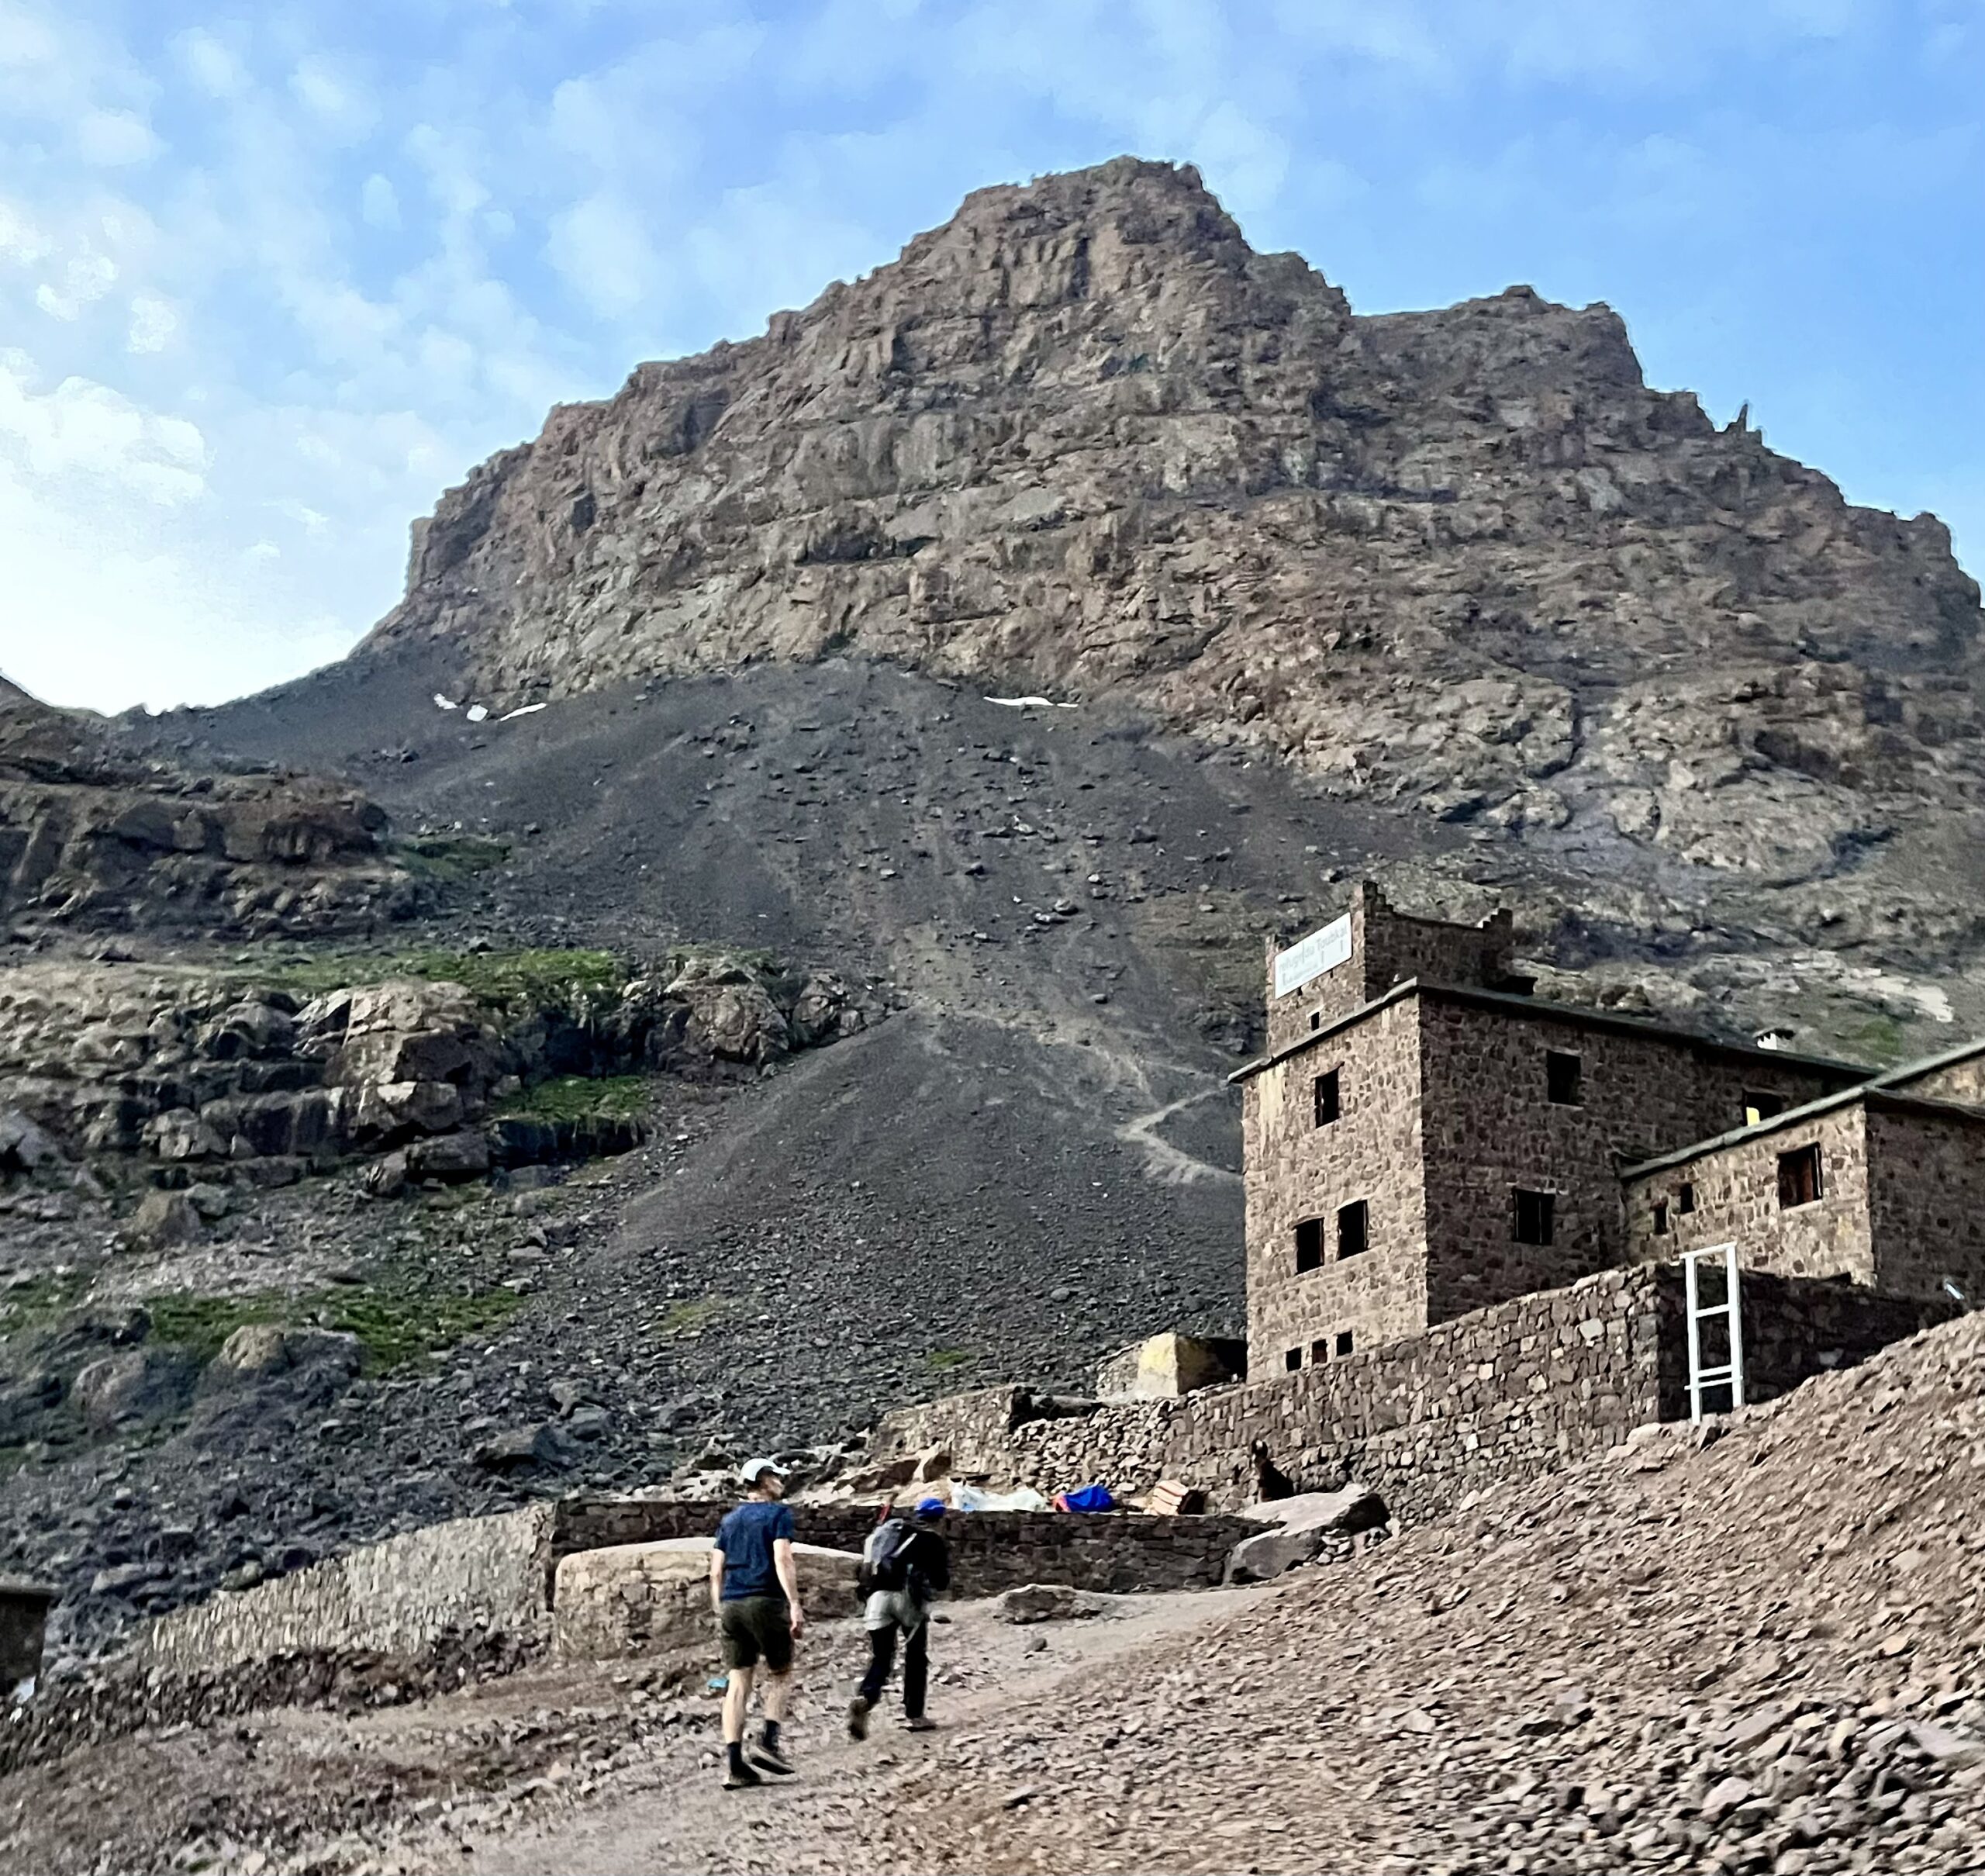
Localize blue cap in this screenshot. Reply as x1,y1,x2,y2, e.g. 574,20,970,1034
915,1496,947,1518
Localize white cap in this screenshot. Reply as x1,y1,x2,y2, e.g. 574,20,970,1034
740,1456,786,1486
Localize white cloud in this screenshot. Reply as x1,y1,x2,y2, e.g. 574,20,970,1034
33,245,118,320
0,196,50,264
0,350,206,505
547,192,659,318
76,106,161,167
126,292,178,352
291,55,377,140
173,26,245,98
361,172,401,229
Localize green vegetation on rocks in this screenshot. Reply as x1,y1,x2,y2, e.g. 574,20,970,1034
147,1282,520,1373
392,833,513,883
495,1074,648,1122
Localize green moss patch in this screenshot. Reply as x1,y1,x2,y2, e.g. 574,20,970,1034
0,1272,91,1339
399,947,627,1010
495,1074,648,1123
146,1283,520,1373
656,1297,733,1337
925,1347,974,1372
394,834,513,883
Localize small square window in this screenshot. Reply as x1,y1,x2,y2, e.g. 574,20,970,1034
1514,1187,1555,1246
1652,1199,1670,1236
1295,1218,1324,1273
1314,1069,1341,1128
1337,1199,1369,1259
1335,1329,1355,1357
1778,1144,1823,1209
1745,1091,1786,1128
1545,1050,1583,1106
1284,1347,1303,1373
1677,1182,1696,1214
1310,1338,1330,1366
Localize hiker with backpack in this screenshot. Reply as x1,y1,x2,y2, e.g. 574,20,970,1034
848,1497,951,1738
710,1457,806,1789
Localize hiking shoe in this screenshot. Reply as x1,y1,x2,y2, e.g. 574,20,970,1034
752,1740,797,1776
847,1696,872,1740
900,1715,937,1733
723,1755,764,1791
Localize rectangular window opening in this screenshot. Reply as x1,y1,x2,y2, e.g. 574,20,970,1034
1513,1187,1555,1246
1294,1217,1324,1273
1545,1050,1583,1107
1744,1090,1787,1128
1284,1347,1303,1373
1337,1199,1369,1260
1678,1182,1696,1214
1313,1068,1341,1128
1778,1143,1824,1209
1310,1339,1329,1366
1652,1199,1670,1236
1308,1010,1322,1032
1334,1329,1355,1358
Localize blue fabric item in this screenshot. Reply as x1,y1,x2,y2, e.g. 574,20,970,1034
915,1497,946,1518
713,1500,795,1601
1062,1484,1115,1514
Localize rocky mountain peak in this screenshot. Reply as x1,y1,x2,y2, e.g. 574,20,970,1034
357,158,1980,946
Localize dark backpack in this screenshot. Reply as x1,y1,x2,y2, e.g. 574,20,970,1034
860,1518,911,1594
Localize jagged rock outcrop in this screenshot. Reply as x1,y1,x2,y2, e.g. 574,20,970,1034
363,157,1982,888
0,677,410,938
0,952,868,1187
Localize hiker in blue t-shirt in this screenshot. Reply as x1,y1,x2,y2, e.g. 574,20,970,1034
709,1458,806,1788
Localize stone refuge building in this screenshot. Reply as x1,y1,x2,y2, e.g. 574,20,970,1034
1241,881,1985,1374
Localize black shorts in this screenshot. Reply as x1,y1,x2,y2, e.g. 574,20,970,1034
720,1595,793,1673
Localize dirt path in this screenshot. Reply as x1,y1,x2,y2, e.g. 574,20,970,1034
449,1587,1270,1876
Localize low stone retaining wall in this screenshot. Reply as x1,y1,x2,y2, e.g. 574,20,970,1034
553,1539,862,1662
139,1506,556,1673
552,1499,1256,1600
875,1263,1955,1524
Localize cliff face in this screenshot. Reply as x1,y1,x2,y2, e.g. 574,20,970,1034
363,156,1981,891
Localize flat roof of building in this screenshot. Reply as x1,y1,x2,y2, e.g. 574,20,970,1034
1227,977,1875,1087
1623,1077,1985,1180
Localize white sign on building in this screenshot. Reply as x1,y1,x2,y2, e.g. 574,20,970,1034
1272,913,1352,999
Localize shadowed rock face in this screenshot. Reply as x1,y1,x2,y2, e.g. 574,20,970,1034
0,679,408,938
361,155,1982,892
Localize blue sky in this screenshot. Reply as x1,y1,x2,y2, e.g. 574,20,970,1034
2,0,1980,713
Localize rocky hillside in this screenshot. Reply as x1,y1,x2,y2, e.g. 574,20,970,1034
1,679,407,941
361,156,1983,950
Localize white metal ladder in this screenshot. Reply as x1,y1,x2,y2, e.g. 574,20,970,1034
1683,1242,1745,1422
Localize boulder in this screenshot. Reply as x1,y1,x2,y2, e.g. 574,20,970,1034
127,1188,203,1249
1236,1485,1387,1537
0,1106,59,1173
473,1421,578,1471
404,1129,491,1180
1224,1525,1326,1584
669,976,790,1063
998,1583,1113,1623
69,1349,192,1431
205,1324,363,1386
362,1150,409,1198
143,1107,225,1163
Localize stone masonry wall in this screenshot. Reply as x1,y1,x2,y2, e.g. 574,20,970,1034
550,1499,1254,1599
1864,1100,1985,1301
1880,1050,1985,1113
1421,996,1853,1325
1623,1103,1874,1283
877,1264,1953,1528
1244,994,1427,1366
1263,882,1516,1051
140,1507,556,1674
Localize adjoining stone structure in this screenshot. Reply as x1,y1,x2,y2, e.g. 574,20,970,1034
1238,883,1984,1370
876,1266,1952,1525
